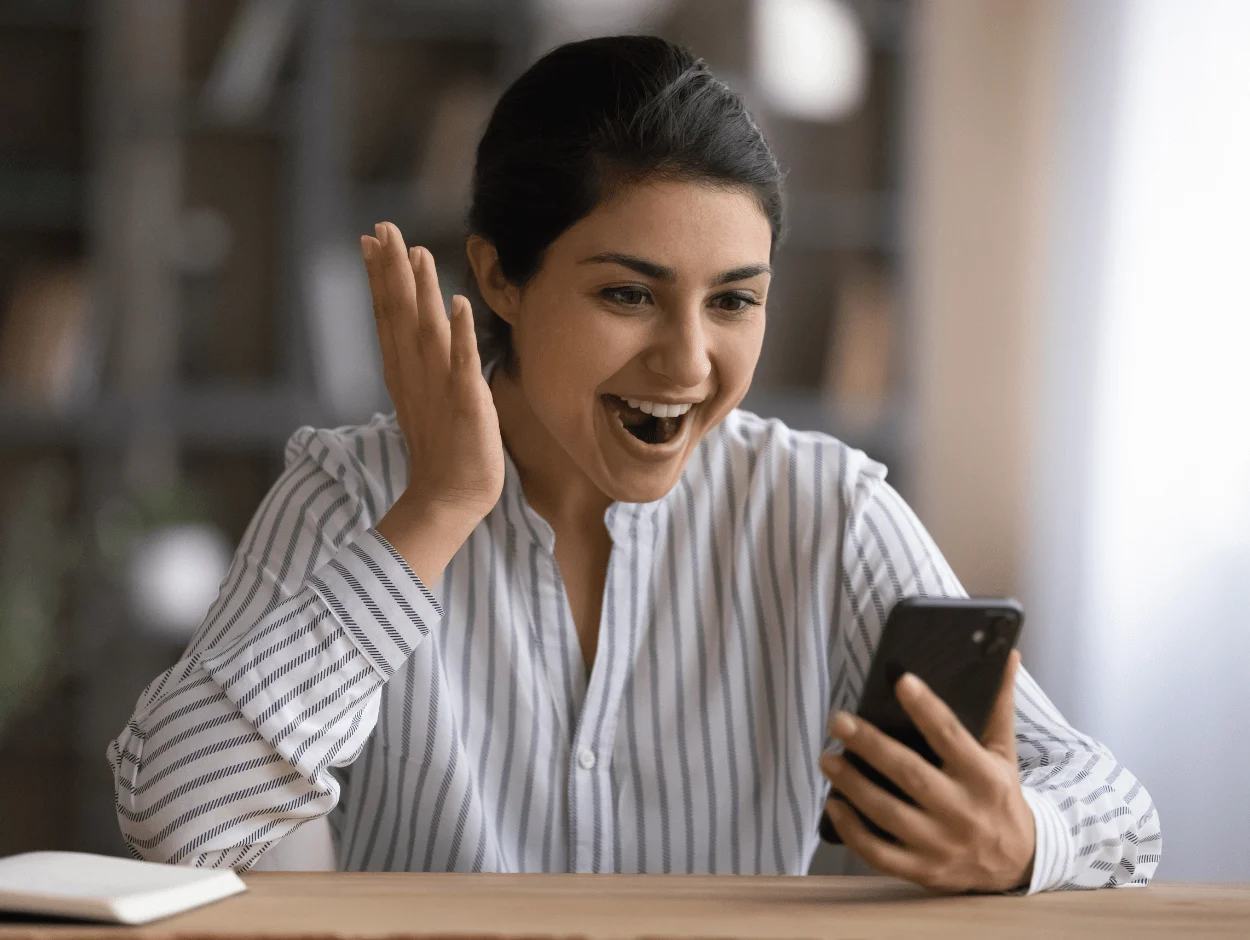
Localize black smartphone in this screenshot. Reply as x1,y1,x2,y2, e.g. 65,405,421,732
819,596,1024,845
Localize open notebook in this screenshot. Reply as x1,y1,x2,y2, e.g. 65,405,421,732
0,851,246,924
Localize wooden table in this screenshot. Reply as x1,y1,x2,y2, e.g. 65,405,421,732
1,873,1247,939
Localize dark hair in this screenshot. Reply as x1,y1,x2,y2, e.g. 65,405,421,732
466,34,787,374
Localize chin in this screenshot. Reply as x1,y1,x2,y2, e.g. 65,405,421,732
611,477,680,505
596,453,693,505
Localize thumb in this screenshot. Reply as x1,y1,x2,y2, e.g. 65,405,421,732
981,648,1021,761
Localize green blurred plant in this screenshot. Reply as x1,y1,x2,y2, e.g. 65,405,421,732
0,458,79,738
93,478,211,574
0,464,214,738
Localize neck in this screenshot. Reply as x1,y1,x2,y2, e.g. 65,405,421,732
489,366,613,532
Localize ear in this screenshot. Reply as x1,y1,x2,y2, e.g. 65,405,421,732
465,234,522,327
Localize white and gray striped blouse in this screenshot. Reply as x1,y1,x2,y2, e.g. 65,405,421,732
109,404,1160,891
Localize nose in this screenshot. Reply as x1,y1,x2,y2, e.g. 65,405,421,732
642,305,712,390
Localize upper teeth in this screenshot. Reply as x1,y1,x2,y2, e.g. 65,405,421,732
625,398,693,419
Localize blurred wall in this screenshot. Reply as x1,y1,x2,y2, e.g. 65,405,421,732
906,0,1059,599
908,0,1250,882
1029,0,1250,882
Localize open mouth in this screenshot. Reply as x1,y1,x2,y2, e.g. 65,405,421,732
602,394,689,446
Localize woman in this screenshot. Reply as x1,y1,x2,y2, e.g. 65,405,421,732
110,35,1160,893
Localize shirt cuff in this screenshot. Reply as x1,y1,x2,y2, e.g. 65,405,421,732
309,527,444,678
1018,786,1076,893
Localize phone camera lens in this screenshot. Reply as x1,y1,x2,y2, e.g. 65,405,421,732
971,629,986,644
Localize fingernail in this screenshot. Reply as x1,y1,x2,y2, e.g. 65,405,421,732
409,246,421,268
360,235,374,261
899,673,922,694
375,223,388,246
830,712,856,737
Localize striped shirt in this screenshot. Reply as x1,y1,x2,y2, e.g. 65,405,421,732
109,399,1160,891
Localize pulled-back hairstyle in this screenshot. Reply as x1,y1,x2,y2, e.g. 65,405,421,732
467,34,787,374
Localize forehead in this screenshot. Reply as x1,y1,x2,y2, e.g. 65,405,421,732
546,178,773,278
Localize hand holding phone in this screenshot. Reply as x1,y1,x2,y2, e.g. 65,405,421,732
816,597,1036,893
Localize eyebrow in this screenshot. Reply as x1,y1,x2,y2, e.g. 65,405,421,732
578,252,772,287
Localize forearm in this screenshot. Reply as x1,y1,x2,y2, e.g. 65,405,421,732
110,527,443,867
109,653,374,867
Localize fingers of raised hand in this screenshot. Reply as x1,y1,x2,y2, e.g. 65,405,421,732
409,245,451,350
361,235,388,321
362,233,404,405
374,222,418,323
820,754,942,852
448,294,483,382
362,222,464,391
893,674,981,770
827,712,959,813
447,294,488,414
363,223,421,369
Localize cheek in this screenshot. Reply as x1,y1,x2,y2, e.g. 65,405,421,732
712,318,766,390
516,302,638,407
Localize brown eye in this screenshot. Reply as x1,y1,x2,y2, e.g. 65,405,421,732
714,292,760,315
603,286,651,307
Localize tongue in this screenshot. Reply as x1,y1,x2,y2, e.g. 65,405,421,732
605,395,682,444
610,396,651,427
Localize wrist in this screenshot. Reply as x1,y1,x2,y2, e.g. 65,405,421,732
1001,790,1038,893
393,491,484,537
1006,855,1035,894
375,492,482,587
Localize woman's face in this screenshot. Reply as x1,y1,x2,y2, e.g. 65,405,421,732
488,178,773,505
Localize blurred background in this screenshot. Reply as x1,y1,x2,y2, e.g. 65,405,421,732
0,0,1246,882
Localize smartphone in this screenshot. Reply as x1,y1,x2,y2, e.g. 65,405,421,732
819,596,1024,845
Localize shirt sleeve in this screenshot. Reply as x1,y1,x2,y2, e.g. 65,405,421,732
107,424,442,869
831,456,1162,892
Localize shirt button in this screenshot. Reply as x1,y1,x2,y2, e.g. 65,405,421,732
577,748,596,770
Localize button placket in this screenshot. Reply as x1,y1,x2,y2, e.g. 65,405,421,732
569,644,619,871
567,518,630,873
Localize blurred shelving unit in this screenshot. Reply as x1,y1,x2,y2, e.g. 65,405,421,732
0,0,536,857
0,0,92,857
726,0,915,492
0,0,912,862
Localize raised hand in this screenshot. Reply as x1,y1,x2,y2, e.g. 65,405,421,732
820,650,1036,894
362,222,505,584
